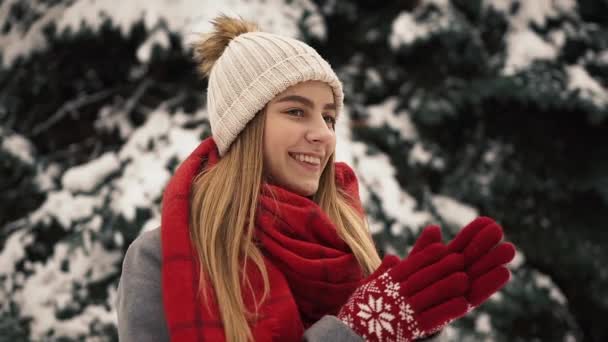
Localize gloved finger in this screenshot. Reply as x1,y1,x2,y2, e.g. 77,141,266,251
416,297,469,332
369,254,400,280
408,272,468,312
403,253,465,296
467,265,511,307
447,216,495,253
468,242,516,279
389,243,448,281
463,223,503,266
408,225,443,256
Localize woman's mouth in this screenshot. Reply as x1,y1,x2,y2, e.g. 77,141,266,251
289,152,321,172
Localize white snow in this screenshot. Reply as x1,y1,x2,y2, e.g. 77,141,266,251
118,110,171,160
483,146,497,164
442,325,459,341
548,29,566,48
431,195,479,231
334,107,355,163
336,106,433,237
484,0,577,74
598,50,608,65
510,247,525,269
534,271,568,305
1,0,325,67
475,312,492,333
336,103,482,240
1,103,206,340
94,106,135,139
0,1,556,339
1,19,222,325
1,128,35,164
0,230,33,276
111,108,203,221
0,0,67,67
503,30,558,75
365,68,383,88
408,142,433,166
61,152,121,193
167,126,206,161
365,97,418,142
29,191,101,228
389,13,422,48
35,163,61,192
566,64,608,107
110,154,171,221
15,242,121,339
389,0,452,50
485,0,576,30
136,27,171,63
355,142,433,234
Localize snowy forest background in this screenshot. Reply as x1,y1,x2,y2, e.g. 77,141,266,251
1,0,607,341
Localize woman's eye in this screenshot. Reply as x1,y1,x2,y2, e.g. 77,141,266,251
286,109,305,117
324,115,336,128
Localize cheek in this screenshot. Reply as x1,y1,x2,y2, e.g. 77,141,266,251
262,121,289,174
264,119,297,152
262,129,275,168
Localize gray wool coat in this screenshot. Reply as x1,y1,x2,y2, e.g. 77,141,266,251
115,227,445,341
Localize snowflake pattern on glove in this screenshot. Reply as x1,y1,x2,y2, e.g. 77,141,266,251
338,271,426,342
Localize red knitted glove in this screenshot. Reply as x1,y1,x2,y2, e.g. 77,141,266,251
447,217,516,309
338,243,469,341
408,225,442,256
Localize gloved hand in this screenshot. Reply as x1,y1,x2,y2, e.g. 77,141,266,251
411,218,516,311
408,225,443,256
337,243,469,341
446,217,515,309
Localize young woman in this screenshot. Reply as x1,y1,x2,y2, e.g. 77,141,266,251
116,15,516,342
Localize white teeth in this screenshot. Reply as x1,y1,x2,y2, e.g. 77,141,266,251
291,153,321,165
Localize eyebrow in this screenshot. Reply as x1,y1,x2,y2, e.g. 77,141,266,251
274,95,336,111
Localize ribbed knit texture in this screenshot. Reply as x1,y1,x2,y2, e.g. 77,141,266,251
206,31,344,155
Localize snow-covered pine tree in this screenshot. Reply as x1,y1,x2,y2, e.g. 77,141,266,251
310,0,606,340
1,0,606,341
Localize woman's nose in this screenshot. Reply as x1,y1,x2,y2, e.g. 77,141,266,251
306,114,333,143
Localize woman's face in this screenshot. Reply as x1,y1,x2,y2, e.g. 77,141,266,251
263,80,337,196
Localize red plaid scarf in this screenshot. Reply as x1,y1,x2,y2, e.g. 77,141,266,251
161,137,367,341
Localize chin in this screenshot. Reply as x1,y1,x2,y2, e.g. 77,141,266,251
289,182,319,197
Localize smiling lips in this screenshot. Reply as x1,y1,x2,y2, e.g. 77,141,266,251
289,152,322,171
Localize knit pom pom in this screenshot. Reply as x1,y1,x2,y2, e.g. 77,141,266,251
192,14,259,78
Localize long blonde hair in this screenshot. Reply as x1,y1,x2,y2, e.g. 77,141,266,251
189,14,381,342
189,109,381,342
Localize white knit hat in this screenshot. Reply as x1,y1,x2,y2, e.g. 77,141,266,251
206,31,344,156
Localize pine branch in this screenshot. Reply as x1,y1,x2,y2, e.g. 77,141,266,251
123,78,152,116
31,87,119,136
